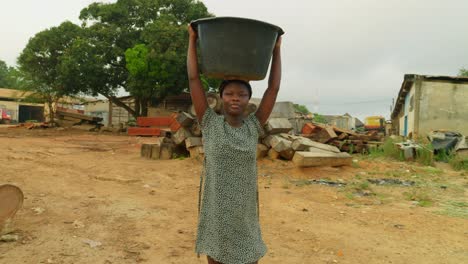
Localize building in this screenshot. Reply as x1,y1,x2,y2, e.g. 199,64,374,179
391,74,468,138
0,88,45,123
83,93,193,127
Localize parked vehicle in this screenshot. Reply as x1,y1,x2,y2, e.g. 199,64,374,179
0,105,12,124
364,116,385,133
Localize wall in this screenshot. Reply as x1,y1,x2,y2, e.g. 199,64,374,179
418,80,468,136
0,100,45,122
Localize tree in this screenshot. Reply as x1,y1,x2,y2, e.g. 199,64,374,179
69,0,213,117
0,60,25,89
313,113,328,124
293,104,310,115
17,21,83,123
458,68,468,77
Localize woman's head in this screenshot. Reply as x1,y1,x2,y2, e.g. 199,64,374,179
219,80,252,116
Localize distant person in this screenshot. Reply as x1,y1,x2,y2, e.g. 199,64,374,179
187,24,282,264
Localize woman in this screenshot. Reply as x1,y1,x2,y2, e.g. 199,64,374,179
187,24,282,264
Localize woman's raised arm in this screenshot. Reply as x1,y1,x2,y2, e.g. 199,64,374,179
187,24,208,123
255,36,282,125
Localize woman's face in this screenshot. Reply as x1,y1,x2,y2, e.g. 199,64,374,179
221,83,250,116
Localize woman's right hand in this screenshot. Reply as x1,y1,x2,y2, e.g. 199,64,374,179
188,24,197,40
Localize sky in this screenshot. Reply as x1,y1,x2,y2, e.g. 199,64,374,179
1,0,468,120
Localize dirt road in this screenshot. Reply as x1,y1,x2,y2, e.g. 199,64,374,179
0,128,466,264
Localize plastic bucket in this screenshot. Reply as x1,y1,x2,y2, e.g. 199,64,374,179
191,17,284,81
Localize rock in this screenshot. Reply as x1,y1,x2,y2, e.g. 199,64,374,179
82,239,102,248
0,234,19,242
279,149,295,160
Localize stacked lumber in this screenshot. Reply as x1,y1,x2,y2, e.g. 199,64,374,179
56,110,103,131
139,112,353,167
301,122,384,153
140,138,177,160
259,118,352,167
128,114,182,136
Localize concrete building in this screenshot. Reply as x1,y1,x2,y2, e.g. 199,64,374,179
391,74,468,138
0,88,45,123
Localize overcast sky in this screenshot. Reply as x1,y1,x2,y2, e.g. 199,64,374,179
1,0,468,120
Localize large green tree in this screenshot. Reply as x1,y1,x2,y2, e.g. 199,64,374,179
17,21,83,122
0,60,25,89
67,0,213,117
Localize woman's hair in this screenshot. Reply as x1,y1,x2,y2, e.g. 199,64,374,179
219,79,252,99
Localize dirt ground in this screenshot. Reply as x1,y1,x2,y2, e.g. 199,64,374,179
0,127,467,264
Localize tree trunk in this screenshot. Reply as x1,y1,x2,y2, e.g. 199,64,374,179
47,97,55,124
105,95,137,118
134,97,141,117
141,97,149,117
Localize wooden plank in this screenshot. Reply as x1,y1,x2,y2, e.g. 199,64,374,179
317,126,338,143
292,138,341,153
160,143,174,160
268,148,280,160
185,137,203,148
137,116,172,127
301,123,318,135
337,133,348,140
172,127,192,145
176,112,195,128
141,143,156,159
190,122,202,137
56,110,102,122
188,146,204,159
265,118,293,134
292,151,352,167
256,144,268,159
127,127,161,136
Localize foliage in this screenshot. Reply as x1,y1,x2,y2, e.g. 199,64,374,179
458,68,468,77
0,60,26,89
294,104,310,115
72,0,213,117
416,144,434,166
448,154,468,171
313,113,327,124
17,21,83,122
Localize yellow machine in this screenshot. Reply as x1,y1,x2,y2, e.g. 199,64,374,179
364,116,385,131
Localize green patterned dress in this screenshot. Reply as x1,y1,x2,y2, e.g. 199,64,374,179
195,108,267,264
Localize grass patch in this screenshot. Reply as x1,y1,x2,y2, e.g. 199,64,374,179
404,188,434,207
436,201,468,219
449,154,468,171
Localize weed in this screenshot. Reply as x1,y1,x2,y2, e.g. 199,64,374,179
449,154,468,171
436,201,468,219
404,189,433,207
351,160,361,168
416,144,434,166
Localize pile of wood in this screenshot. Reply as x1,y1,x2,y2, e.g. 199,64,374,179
140,111,201,160
301,123,384,154
56,110,103,131
140,113,357,168
258,118,353,167
127,114,182,136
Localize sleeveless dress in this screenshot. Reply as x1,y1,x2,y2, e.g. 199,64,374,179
195,108,267,264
